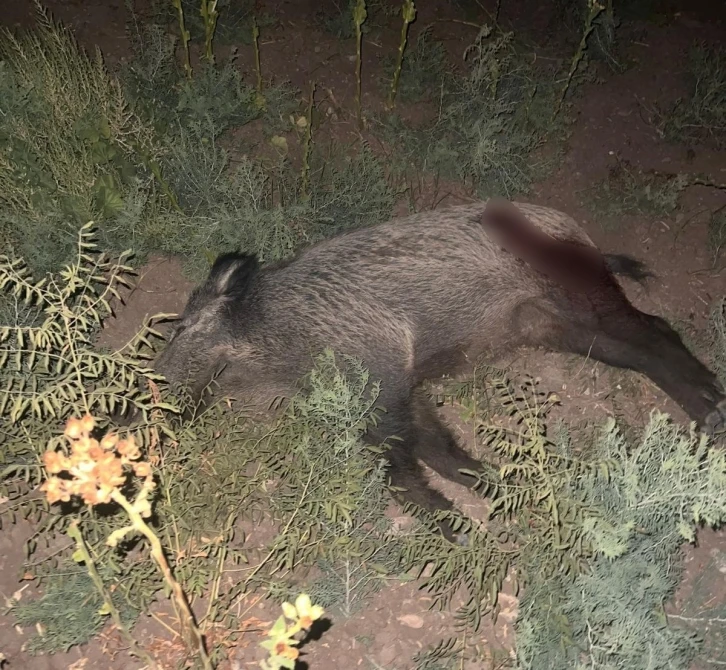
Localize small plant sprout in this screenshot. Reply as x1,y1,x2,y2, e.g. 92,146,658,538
252,16,265,110
387,0,416,110
353,0,368,128
259,593,325,670
200,0,219,64
170,0,193,79
300,81,316,202
555,0,604,119
40,415,212,670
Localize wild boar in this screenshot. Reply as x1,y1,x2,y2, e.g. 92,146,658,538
153,198,726,541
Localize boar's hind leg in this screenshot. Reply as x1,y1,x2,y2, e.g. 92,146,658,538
367,391,469,543
514,299,726,433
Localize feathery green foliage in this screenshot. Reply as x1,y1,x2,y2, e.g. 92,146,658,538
0,2,162,275
381,28,450,104
423,365,726,668
11,568,138,654
242,351,398,616
121,21,284,137
379,25,577,198
145,131,395,277
515,413,726,669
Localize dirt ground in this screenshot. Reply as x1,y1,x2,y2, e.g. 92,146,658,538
1,0,726,668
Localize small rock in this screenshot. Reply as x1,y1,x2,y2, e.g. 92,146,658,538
397,614,425,629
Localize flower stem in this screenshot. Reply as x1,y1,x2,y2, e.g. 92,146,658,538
68,520,159,669
111,490,213,669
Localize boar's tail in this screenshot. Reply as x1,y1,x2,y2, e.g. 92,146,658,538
603,254,653,284
480,198,654,291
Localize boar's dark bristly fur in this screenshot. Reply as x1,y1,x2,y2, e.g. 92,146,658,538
154,199,726,543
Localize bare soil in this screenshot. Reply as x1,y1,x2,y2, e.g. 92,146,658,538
1,0,726,668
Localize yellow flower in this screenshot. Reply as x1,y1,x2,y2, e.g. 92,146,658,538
281,601,298,620
294,594,324,629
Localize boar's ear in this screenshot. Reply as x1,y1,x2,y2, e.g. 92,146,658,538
208,252,259,299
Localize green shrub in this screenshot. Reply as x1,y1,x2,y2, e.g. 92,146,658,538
11,569,137,654
420,366,726,669
379,25,577,199
0,3,162,275
144,131,395,277
660,42,726,148
514,413,726,669
587,158,689,228
122,22,264,138
380,28,450,103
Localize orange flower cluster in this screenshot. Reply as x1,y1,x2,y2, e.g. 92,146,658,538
40,415,154,507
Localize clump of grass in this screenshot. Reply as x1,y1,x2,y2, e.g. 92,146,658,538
122,21,263,137
381,27,450,104
145,128,394,277
659,42,726,148
380,24,578,199
11,569,138,654
586,158,689,228
0,2,162,275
